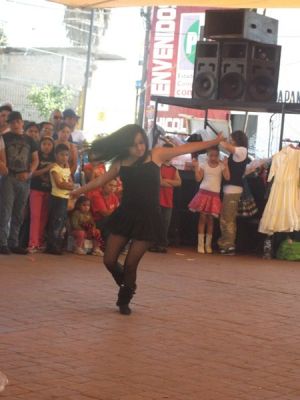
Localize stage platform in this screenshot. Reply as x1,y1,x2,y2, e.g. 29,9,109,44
0,250,300,399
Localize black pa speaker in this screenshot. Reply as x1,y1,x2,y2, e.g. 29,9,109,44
219,41,281,102
192,41,220,100
247,42,281,102
204,9,278,45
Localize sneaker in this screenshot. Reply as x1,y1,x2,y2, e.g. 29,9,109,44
148,246,160,253
10,247,29,255
91,248,104,256
197,246,205,254
220,247,236,256
28,246,38,254
205,245,213,254
37,245,46,252
45,247,63,255
0,246,11,255
157,246,167,253
74,247,86,255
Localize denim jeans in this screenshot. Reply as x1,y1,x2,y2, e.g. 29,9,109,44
46,195,68,247
159,206,173,247
0,174,30,247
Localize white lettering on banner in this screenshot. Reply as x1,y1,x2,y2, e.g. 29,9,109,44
186,32,198,55
277,90,300,103
157,8,176,19
157,117,186,132
151,6,176,112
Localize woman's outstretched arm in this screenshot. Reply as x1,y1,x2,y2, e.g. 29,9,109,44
71,161,120,198
153,133,223,164
220,140,236,154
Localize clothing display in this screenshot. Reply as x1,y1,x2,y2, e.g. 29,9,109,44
259,146,300,235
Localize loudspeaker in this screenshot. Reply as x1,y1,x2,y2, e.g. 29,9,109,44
247,42,281,102
192,41,220,100
219,41,281,102
204,9,278,45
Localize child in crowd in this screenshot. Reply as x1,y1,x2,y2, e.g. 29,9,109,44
0,111,39,255
88,179,119,240
189,146,230,254
49,109,62,139
70,196,103,255
83,159,106,183
0,105,12,135
149,143,182,253
55,123,78,176
46,143,74,255
218,131,249,255
39,122,54,138
28,136,55,253
25,122,40,143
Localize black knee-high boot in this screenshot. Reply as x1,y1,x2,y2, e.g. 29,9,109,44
107,263,124,287
116,284,136,315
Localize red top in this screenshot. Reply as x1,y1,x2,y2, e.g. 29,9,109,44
160,164,177,208
83,163,106,179
87,189,119,221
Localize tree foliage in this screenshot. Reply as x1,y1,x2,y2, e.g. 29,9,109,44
27,85,75,119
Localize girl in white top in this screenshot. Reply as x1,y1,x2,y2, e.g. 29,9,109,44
189,146,230,254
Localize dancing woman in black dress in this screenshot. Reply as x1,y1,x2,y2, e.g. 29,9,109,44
72,124,223,315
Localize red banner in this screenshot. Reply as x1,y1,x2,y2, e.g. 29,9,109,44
145,6,228,133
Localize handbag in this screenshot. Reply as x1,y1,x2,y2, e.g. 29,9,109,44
237,177,258,218
277,238,300,261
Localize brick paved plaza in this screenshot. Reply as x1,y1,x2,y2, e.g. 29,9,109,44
0,249,300,399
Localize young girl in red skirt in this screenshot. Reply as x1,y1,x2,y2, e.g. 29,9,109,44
189,146,230,254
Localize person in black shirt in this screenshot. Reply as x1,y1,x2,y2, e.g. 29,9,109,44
0,111,39,254
28,136,55,253
72,124,223,315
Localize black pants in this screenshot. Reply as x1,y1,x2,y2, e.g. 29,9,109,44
47,195,68,248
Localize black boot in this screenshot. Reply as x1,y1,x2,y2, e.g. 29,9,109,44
108,263,124,287
116,284,136,315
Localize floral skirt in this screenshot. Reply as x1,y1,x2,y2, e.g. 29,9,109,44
188,189,222,218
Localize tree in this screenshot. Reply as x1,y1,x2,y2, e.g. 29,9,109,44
27,85,75,119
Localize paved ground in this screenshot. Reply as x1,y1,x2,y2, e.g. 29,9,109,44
0,248,300,400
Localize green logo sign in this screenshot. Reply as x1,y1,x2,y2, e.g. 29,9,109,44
184,20,200,64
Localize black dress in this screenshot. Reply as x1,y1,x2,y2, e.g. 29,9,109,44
107,160,163,242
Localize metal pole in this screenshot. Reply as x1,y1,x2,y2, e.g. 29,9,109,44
59,55,66,86
137,7,151,127
204,108,208,129
279,103,286,151
81,9,95,129
243,111,249,132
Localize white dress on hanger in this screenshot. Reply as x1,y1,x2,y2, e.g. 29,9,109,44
259,146,300,235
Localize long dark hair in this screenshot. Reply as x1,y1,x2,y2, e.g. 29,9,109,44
74,196,90,210
39,136,55,161
90,124,149,163
231,130,248,148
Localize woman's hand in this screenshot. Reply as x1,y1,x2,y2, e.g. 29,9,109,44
0,161,8,176
216,132,224,143
222,156,228,166
70,187,82,199
192,158,199,169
